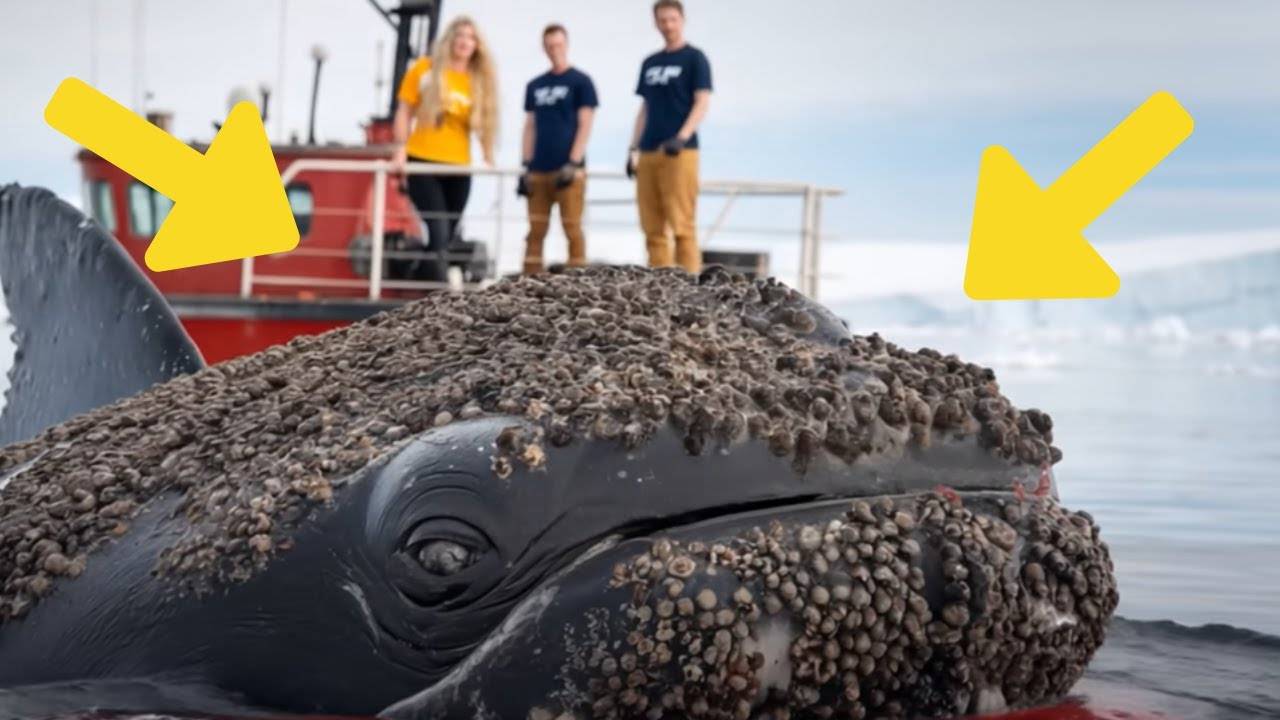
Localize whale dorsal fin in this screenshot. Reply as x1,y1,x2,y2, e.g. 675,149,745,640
0,185,204,445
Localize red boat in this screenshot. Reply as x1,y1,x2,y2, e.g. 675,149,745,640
72,0,833,365
72,1,443,364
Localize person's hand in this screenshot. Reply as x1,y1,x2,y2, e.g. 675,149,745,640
661,136,687,157
390,145,408,177
516,170,530,198
555,160,583,189
625,147,639,180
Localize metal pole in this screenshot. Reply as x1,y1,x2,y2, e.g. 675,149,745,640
425,0,442,52
388,9,411,118
370,167,387,299
240,257,254,298
799,186,814,296
493,173,504,274
307,47,327,145
89,0,100,86
365,0,395,27
809,190,824,301
373,39,385,118
131,0,146,112
274,0,288,141
703,190,739,246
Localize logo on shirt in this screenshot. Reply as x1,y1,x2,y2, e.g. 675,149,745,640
533,85,570,107
446,89,471,114
644,66,683,86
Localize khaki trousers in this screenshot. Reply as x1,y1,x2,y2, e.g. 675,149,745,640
636,149,701,273
523,172,587,274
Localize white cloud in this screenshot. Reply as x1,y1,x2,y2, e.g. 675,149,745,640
6,1,1279,151
3,0,1277,244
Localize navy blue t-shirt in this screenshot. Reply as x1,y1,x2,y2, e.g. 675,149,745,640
524,67,599,172
635,44,712,152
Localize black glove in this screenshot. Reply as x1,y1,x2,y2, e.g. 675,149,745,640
661,136,687,156
515,164,530,198
555,160,583,189
625,148,638,180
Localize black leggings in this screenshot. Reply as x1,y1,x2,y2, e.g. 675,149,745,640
405,172,472,282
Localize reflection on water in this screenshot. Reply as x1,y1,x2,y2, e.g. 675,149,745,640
865,324,1280,635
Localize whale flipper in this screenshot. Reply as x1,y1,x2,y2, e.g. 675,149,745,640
0,185,204,445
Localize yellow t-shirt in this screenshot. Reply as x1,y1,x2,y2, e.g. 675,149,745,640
397,57,472,165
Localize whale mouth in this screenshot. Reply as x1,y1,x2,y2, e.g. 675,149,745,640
362,417,1067,718
385,485,1114,720
605,493,827,547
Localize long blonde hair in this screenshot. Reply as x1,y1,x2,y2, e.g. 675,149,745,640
416,16,498,158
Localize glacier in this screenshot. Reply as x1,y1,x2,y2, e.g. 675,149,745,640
821,229,1280,333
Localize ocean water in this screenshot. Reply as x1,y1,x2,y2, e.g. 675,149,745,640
857,320,1280,718
863,321,1280,636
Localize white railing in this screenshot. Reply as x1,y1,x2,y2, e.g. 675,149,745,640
242,160,841,301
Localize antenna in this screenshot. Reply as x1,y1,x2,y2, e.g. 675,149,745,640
228,86,254,113
307,44,328,145
131,0,147,111
385,1,443,119
374,39,385,117
274,0,289,141
259,82,272,124
89,0,100,86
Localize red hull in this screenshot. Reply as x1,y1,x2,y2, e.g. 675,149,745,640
180,317,350,364
168,295,401,364
78,143,423,302
979,704,1170,720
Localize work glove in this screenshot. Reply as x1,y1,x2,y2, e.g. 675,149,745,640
625,147,639,180
516,163,530,198
661,136,687,157
555,160,584,189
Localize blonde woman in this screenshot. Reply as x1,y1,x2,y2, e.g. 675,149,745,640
392,16,498,282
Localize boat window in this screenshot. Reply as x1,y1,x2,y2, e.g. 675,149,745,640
127,182,172,238
91,181,117,233
154,193,174,223
286,183,313,236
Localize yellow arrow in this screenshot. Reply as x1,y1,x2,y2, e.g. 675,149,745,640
44,77,299,272
964,91,1194,300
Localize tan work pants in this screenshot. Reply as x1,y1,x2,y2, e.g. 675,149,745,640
636,149,700,273
523,172,587,274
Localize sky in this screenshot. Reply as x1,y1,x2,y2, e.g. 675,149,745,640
2,0,1279,274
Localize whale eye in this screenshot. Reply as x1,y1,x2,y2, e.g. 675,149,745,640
401,518,492,579
417,539,477,576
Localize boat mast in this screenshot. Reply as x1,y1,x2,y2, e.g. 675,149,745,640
307,45,328,145
89,0,100,86
373,39,385,117
373,0,442,121
274,0,289,141
131,0,147,112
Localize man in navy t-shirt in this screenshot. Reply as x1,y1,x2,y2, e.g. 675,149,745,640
628,0,712,273
519,24,599,274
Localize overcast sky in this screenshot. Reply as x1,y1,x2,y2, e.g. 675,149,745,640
3,0,1279,252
